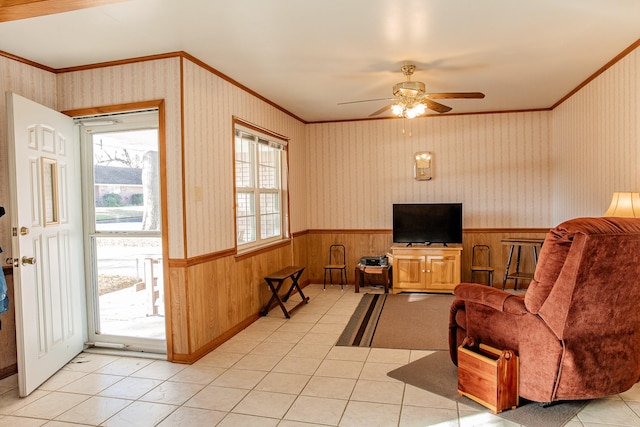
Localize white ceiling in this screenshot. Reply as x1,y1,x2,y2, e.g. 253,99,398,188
1,0,639,122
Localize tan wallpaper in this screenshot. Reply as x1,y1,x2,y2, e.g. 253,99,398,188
1,41,639,260
181,59,307,257
551,47,640,223
55,59,184,258
10,55,309,260
0,57,57,259
306,111,553,229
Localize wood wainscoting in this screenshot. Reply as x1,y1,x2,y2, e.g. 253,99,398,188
166,233,309,363
306,230,393,285
305,229,550,288
461,229,549,286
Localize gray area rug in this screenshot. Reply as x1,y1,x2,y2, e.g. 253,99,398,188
388,351,589,427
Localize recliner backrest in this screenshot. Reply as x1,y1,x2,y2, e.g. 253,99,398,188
524,225,573,314
538,231,640,340
525,217,640,315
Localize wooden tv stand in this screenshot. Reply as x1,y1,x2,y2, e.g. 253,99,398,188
390,243,462,294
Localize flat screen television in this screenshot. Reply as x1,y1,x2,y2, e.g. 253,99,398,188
393,203,463,245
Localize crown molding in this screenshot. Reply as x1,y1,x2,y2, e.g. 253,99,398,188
1,37,639,124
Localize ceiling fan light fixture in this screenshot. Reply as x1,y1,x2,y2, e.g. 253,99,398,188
405,109,418,119
340,64,484,118
392,100,427,119
413,103,426,115
391,104,404,116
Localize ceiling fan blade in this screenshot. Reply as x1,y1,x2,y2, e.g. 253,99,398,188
424,99,452,113
337,97,394,105
369,104,392,117
427,92,485,99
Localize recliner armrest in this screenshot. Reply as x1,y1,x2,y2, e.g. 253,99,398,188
454,283,527,315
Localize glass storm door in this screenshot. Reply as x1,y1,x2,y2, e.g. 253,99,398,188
80,110,166,354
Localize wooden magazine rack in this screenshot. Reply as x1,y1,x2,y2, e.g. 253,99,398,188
457,340,519,414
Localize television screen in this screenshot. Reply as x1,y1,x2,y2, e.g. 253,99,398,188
393,203,463,245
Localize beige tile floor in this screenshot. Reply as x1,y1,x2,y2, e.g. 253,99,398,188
1,283,640,426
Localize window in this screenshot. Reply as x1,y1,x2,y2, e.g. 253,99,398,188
235,124,288,250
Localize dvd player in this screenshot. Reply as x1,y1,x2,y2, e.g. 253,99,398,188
360,256,388,266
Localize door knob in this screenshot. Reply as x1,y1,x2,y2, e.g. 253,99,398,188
20,227,29,236
21,256,36,265
6,258,18,268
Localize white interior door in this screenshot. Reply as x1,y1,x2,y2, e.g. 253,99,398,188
6,92,85,397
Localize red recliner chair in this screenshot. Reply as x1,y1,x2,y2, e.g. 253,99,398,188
449,217,640,403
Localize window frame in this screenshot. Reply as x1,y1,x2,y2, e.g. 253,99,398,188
233,121,289,253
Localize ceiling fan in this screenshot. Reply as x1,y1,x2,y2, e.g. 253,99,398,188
339,64,485,118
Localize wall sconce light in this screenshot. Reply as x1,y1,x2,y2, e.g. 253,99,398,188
604,191,640,217
414,151,432,181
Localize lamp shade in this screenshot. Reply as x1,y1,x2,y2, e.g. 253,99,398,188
604,192,640,217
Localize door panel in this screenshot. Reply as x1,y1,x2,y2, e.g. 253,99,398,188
425,255,460,292
393,256,425,289
7,93,84,397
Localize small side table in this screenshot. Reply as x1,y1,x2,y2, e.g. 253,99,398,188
501,238,544,290
354,264,392,294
